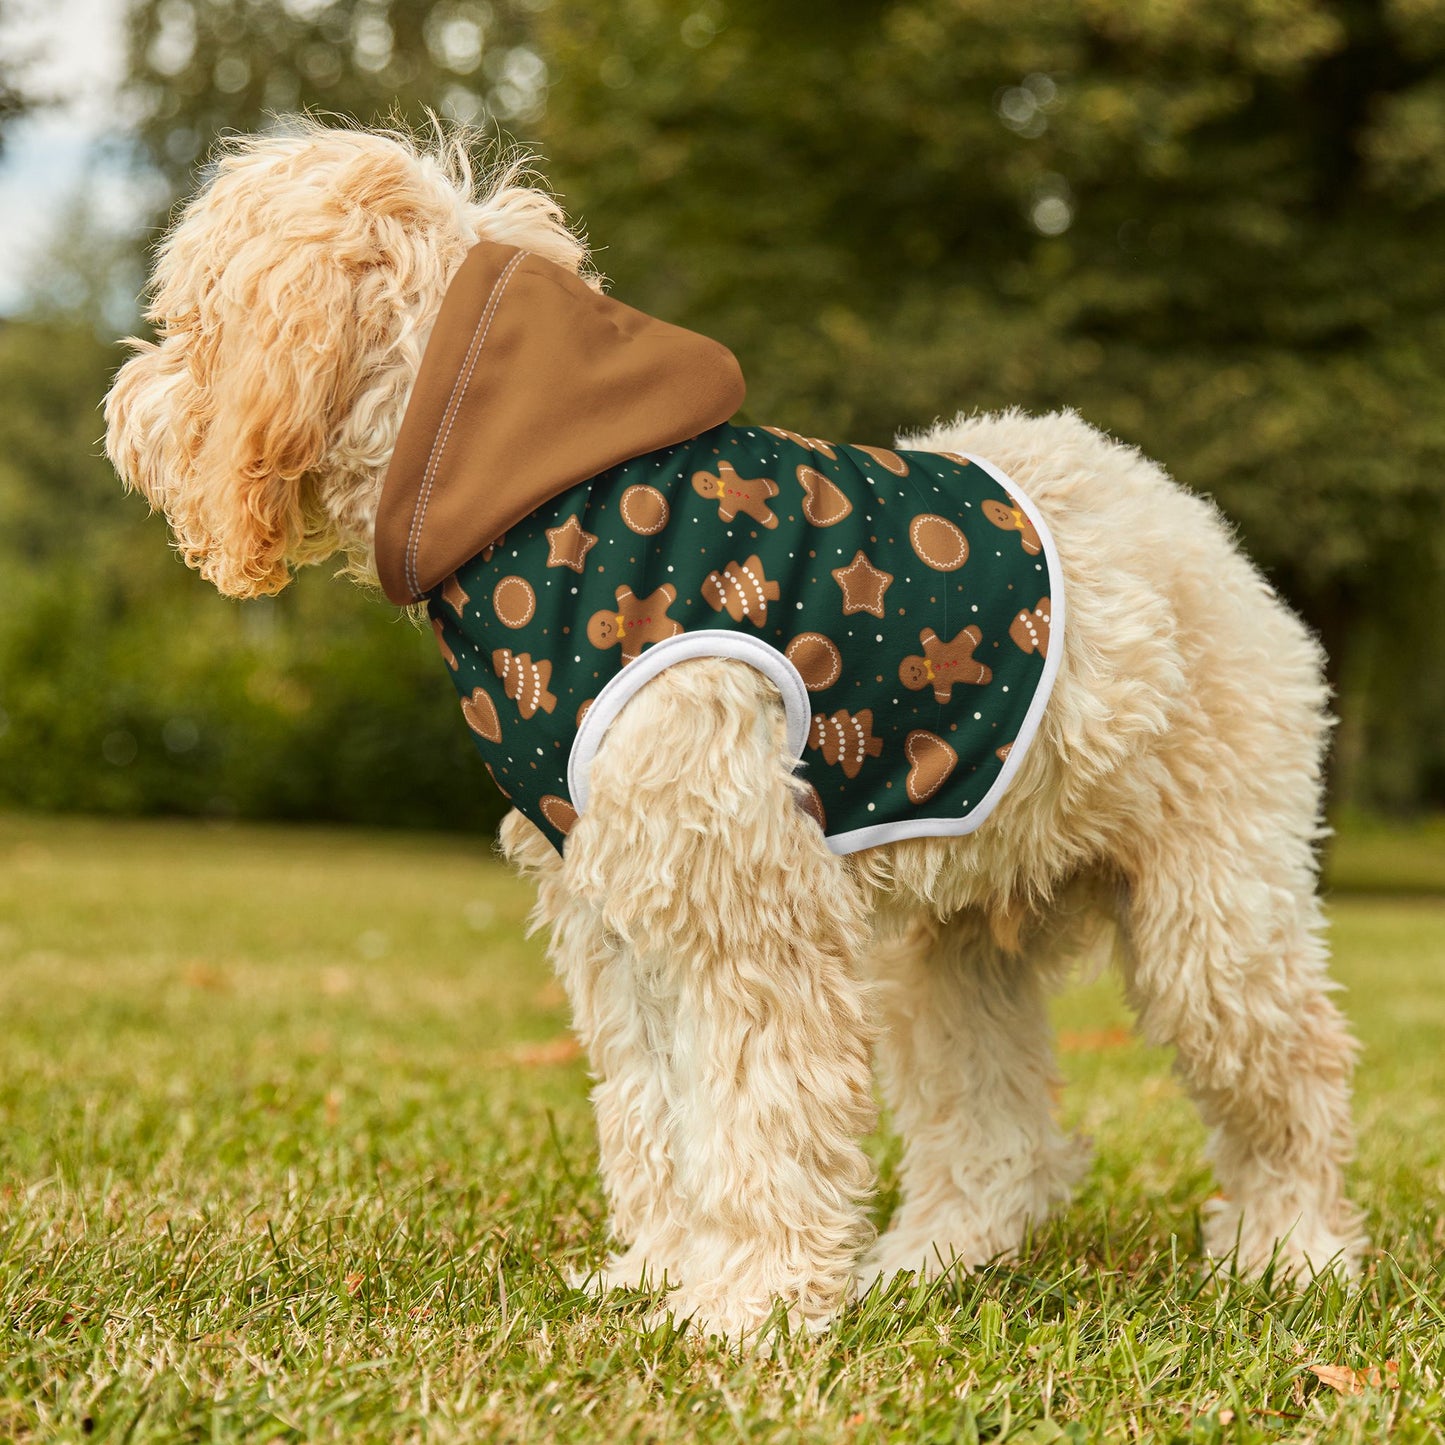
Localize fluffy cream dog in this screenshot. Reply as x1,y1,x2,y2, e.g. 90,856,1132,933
105,122,1364,1341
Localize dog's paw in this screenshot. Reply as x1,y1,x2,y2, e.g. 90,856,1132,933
1202,1196,1367,1283
856,1232,996,1295
569,1246,674,1296
645,1287,837,1351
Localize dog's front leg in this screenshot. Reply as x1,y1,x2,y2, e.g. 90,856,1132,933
564,659,878,1343
502,808,686,1289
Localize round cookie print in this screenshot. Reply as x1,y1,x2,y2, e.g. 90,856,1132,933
909,514,970,572
785,632,843,692
492,576,536,629
620,484,671,536
796,782,827,831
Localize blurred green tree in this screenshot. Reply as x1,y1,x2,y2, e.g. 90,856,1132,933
124,0,547,192
0,315,501,831
4,0,1440,823
534,0,1445,807
0,0,38,151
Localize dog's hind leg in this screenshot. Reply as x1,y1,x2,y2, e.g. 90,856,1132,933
860,907,1090,1288
562,658,878,1342
1119,831,1365,1280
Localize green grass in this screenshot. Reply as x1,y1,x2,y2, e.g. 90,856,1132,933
2,812,1443,1443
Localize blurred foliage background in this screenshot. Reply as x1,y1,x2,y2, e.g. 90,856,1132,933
2,0,1443,832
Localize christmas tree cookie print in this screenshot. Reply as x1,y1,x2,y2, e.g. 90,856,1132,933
492,649,557,718
808,709,884,779
1009,598,1052,657
702,555,781,626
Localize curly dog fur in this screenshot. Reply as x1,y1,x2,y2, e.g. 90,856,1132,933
105,122,1365,1342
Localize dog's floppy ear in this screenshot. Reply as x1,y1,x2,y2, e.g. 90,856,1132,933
181,241,357,597
106,245,349,600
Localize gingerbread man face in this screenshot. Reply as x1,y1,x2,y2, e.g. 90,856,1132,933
983,496,1042,555
899,657,931,692
586,611,619,649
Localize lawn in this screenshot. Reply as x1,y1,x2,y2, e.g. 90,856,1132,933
2,812,1443,1443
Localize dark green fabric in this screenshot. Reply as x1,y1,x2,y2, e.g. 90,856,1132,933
428,421,1057,853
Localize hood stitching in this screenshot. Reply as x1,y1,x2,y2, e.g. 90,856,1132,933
405,247,530,599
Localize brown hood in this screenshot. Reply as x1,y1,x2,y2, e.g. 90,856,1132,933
375,241,746,604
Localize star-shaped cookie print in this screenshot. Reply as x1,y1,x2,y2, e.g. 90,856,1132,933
831,550,893,618
545,514,599,572
441,573,471,616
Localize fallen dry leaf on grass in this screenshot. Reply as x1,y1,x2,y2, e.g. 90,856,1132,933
1309,1362,1399,1395
498,1037,584,1068
181,961,229,992
534,980,567,1009
1056,1027,1133,1052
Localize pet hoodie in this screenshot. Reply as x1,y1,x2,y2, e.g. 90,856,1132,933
375,241,1063,855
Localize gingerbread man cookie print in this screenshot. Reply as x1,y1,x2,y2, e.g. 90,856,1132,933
586,584,684,663
691,462,780,529
982,495,1042,555
899,626,994,703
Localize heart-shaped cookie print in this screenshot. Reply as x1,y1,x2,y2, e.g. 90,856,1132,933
797,465,852,526
905,730,958,804
539,795,579,835
461,686,502,743
855,444,909,476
